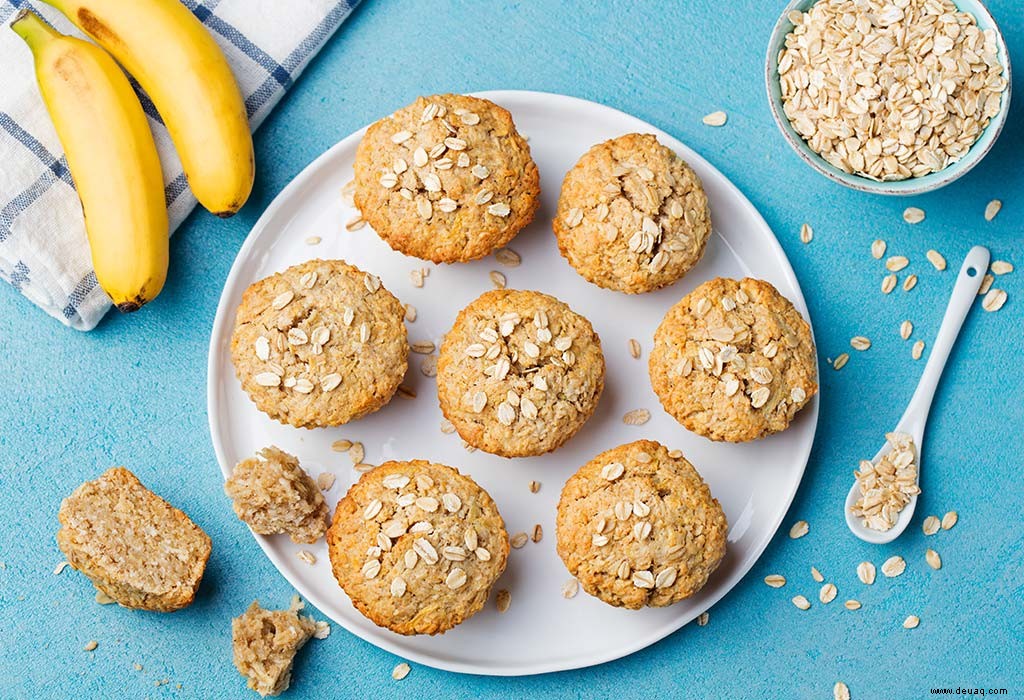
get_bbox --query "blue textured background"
[2,1,1021,697]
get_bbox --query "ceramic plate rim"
[206,89,819,676]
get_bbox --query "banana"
[43,0,255,217]
[11,9,168,312]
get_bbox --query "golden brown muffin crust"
[327,460,509,636]
[648,277,817,442]
[553,133,711,293]
[354,94,540,263]
[230,259,408,429]
[436,289,605,457]
[556,440,728,609]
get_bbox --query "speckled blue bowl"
[765,0,1012,196]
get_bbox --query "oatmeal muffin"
[327,460,509,635]
[437,289,605,457]
[224,446,330,544]
[57,467,211,612]
[556,440,728,609]
[553,133,711,293]
[230,259,408,429]
[649,277,817,442]
[232,598,316,697]
[353,94,540,263]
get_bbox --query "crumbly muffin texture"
[230,259,408,429]
[232,599,316,697]
[57,467,211,612]
[437,289,605,457]
[649,277,817,442]
[553,133,712,293]
[556,440,728,609]
[353,93,540,263]
[224,446,330,544]
[327,460,509,636]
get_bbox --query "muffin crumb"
[225,447,330,544]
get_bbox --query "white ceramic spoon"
[845,245,990,543]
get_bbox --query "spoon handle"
[900,245,990,432]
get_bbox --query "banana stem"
[10,8,60,49]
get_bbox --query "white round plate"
[208,90,818,676]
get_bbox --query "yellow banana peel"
[44,0,255,217]
[11,9,168,312]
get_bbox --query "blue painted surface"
[1,1,1021,697]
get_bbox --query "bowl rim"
[764,0,1013,196]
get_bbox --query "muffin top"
[354,94,540,263]
[327,460,509,635]
[648,277,817,442]
[553,133,711,293]
[230,259,408,429]
[556,440,728,609]
[437,289,605,457]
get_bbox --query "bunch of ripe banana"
[11,1,254,312]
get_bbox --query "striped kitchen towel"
[0,0,360,330]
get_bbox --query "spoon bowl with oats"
[845,246,990,544]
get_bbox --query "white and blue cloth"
[0,0,359,330]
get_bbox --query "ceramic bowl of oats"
[766,0,1011,195]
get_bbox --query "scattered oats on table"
[791,595,811,611]
[900,320,913,340]
[834,681,851,700]
[810,566,824,583]
[991,260,1013,275]
[984,199,1002,221]
[764,574,786,588]
[912,340,925,360]
[941,511,958,530]
[561,578,579,599]
[857,561,876,585]
[903,615,920,629]
[391,663,411,681]
[882,273,897,294]
[903,207,925,224]
[789,520,809,539]
[702,111,727,127]
[882,555,907,578]
[981,289,1007,312]
[799,222,813,244]
[495,588,511,612]
[833,353,849,370]
[697,611,710,626]
[844,599,861,611]
[903,274,918,292]
[886,256,909,272]
[850,336,870,351]
[923,515,940,535]
[819,582,837,604]
[871,240,887,259]
[978,274,994,295]
[926,549,942,570]
[926,250,947,271]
